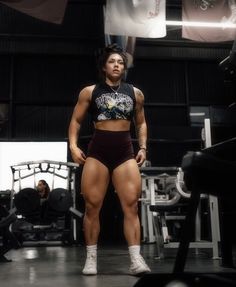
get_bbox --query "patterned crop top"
[89,82,136,122]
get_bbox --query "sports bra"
[89,82,136,122]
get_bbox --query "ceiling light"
[166,20,236,29]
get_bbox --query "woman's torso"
[89,82,136,131]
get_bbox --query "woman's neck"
[105,78,121,87]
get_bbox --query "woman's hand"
[135,148,146,167]
[70,146,86,165]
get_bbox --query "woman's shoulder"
[131,85,141,93]
[81,84,96,94]
[123,82,140,92]
[124,83,143,97]
[78,84,96,99]
[130,86,144,104]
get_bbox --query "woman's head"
[97,43,128,81]
[37,180,50,199]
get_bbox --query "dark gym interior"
[0,1,236,286]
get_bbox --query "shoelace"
[85,255,96,268]
[132,255,148,267]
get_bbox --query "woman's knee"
[85,201,102,218]
[122,200,139,218]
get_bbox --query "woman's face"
[103,53,125,80]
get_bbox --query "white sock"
[128,245,140,259]
[86,244,97,257]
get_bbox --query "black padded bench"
[173,137,236,272]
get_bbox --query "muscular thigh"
[112,159,141,206]
[81,157,110,206]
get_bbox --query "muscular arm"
[68,86,93,164]
[133,87,148,166]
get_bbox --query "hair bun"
[105,43,123,53]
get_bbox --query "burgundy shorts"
[87,129,135,172]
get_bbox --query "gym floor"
[1,242,236,287]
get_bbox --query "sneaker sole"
[129,270,151,277]
[82,271,97,276]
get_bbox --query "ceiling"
[0,0,233,62]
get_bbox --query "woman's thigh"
[81,157,110,206]
[111,159,141,207]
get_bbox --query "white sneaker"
[82,254,97,275]
[129,255,151,276]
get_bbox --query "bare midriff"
[94,119,131,131]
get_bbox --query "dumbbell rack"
[10,160,80,243]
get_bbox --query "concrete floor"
[1,243,236,287]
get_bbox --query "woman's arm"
[68,85,94,164]
[133,87,148,166]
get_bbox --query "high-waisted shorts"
[87,129,135,172]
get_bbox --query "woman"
[36,179,50,223]
[37,179,50,200]
[68,44,150,276]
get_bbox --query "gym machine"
[9,160,82,245]
[135,135,236,287]
[0,205,20,262]
[140,119,221,259]
[140,166,182,245]
[174,135,236,271]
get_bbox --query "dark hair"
[38,179,50,198]
[97,43,128,81]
